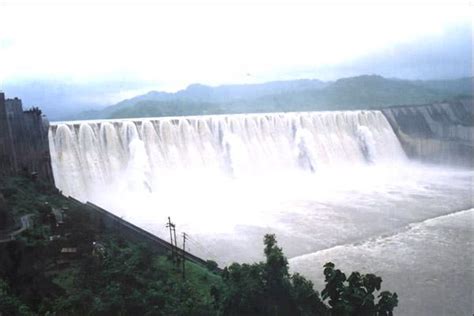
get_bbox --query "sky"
[0,0,472,117]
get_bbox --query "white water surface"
[49,110,473,315]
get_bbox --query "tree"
[218,236,398,316]
[218,234,327,315]
[321,262,398,315]
[290,273,328,316]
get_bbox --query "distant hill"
[69,75,473,120]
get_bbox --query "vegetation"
[0,175,398,315]
[214,234,397,316]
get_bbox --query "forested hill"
[70,75,473,120]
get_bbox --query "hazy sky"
[0,0,472,118]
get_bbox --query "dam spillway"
[48,105,473,315]
[48,110,406,200]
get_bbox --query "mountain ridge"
[68,75,473,121]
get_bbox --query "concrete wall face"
[0,93,53,182]
[382,99,474,168]
[0,93,15,174]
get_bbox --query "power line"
[166,220,218,278]
[186,234,219,260]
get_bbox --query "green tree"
[290,273,328,316]
[219,234,327,316]
[218,236,398,316]
[321,262,398,316]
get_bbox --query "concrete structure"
[382,98,474,168]
[0,92,53,182]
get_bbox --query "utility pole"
[182,232,188,280]
[173,224,178,254]
[166,217,176,261]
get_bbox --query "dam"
[49,100,473,315]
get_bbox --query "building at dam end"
[0,92,53,182]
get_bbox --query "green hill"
[70,75,473,120]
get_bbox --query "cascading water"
[49,109,473,316]
[49,110,405,199]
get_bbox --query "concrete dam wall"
[382,99,474,168]
[0,93,54,182]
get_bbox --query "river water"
[49,110,473,315]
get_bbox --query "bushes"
[44,233,398,315]
[1,231,399,315]
[322,262,398,315]
[50,240,219,316]
[216,234,327,315]
[215,234,398,316]
[0,279,31,316]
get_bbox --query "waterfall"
[49,110,406,200]
[47,108,474,316]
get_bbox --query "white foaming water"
[49,110,406,200]
[49,110,473,315]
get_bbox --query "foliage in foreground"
[214,234,398,316]
[51,242,219,315]
[0,176,398,315]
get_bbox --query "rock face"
[382,99,474,168]
[0,92,53,182]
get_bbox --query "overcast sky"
[0,0,472,117]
